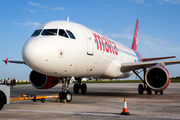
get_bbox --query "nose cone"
[22,37,49,72]
[22,36,74,77]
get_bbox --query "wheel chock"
[56,98,67,103]
[60,99,67,103]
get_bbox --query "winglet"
[131,19,139,51]
[4,58,9,65]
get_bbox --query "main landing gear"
[73,77,87,94]
[133,68,152,95]
[59,77,72,102]
[133,68,163,95]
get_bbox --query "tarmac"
[1,83,180,120]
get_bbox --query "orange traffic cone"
[120,97,130,115]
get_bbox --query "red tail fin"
[131,19,139,51]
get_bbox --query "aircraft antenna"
[67,16,69,21]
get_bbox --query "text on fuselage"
[93,33,118,55]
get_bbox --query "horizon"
[1,0,180,80]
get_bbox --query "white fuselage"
[22,21,139,79]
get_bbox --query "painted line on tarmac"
[4,109,180,120]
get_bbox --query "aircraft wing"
[3,58,25,65]
[121,60,180,72]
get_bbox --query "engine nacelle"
[29,70,59,89]
[145,65,171,91]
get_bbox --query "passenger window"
[66,30,76,39]
[31,29,42,37]
[41,29,57,35]
[59,29,68,38]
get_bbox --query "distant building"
[16,79,29,82]
[82,78,88,81]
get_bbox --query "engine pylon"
[120,97,130,115]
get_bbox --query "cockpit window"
[31,29,42,37]
[59,29,68,38]
[41,29,57,35]
[66,30,76,39]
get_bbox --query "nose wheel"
[59,77,72,103]
[59,91,72,102]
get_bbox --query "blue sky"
[0,0,180,80]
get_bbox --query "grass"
[171,79,180,82]
[14,79,180,85]
[15,82,31,85]
[74,79,180,83]
[73,80,142,83]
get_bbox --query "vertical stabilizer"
[131,19,139,51]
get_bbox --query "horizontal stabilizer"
[141,56,176,62]
[3,58,25,65]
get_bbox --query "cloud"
[23,8,34,13]
[139,34,176,48]
[28,2,48,8]
[93,29,104,34]
[126,0,145,4]
[104,31,179,57]
[13,21,41,29]
[28,2,65,11]
[105,33,133,41]
[126,0,152,6]
[28,2,39,6]
[136,34,180,59]
[51,7,65,10]
[123,26,134,33]
[22,22,41,28]
[93,24,179,58]
[104,26,134,41]
[29,9,34,12]
[156,0,180,4]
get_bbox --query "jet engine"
[145,65,171,91]
[29,70,59,89]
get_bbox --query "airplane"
[3,19,180,102]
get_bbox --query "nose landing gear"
[59,77,72,103]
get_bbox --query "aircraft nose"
[22,38,49,71]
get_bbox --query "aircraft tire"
[138,84,144,94]
[65,92,72,102]
[0,91,6,110]
[73,83,79,93]
[81,83,87,94]
[155,91,158,95]
[146,87,152,95]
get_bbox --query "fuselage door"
[79,25,94,56]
